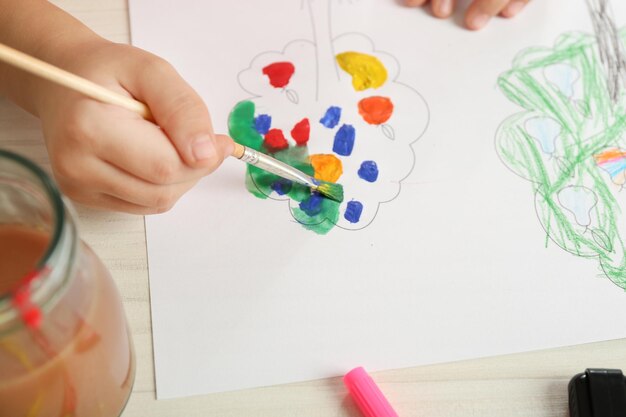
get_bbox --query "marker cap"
[343,367,399,417]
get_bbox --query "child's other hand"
[404,0,528,30]
[36,40,233,214]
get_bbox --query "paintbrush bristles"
[316,181,344,203]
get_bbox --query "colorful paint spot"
[358,97,394,125]
[594,148,626,185]
[262,62,295,88]
[228,100,341,235]
[292,197,340,234]
[271,179,293,196]
[320,106,342,128]
[344,201,364,223]
[310,154,343,183]
[358,161,379,182]
[228,100,263,151]
[291,118,310,146]
[333,124,356,156]
[336,52,387,91]
[299,193,324,216]
[264,129,289,152]
[254,114,272,135]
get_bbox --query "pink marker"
[343,367,399,417]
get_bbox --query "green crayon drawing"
[496,0,626,289]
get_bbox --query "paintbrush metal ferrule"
[238,146,319,189]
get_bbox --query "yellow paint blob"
[310,154,343,183]
[336,52,388,91]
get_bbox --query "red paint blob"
[264,129,289,152]
[358,96,394,125]
[21,306,42,328]
[290,118,310,146]
[262,62,295,88]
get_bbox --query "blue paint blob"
[344,201,363,223]
[271,179,292,195]
[319,106,342,128]
[358,161,379,182]
[299,193,324,216]
[333,124,356,156]
[254,114,272,135]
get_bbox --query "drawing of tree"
[227,0,429,234]
[496,0,626,289]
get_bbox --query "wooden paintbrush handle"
[232,143,246,159]
[0,42,153,119]
[0,42,248,158]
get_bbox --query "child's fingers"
[500,0,528,18]
[89,160,197,211]
[431,0,455,18]
[92,108,215,185]
[58,156,196,213]
[124,56,234,169]
[465,0,511,29]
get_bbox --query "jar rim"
[0,150,65,308]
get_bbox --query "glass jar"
[0,150,135,417]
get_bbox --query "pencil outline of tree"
[228,0,430,233]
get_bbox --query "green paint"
[228,100,340,234]
[228,100,264,151]
[496,30,626,290]
[292,196,341,235]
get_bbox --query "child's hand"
[0,1,233,214]
[405,0,528,30]
[35,40,234,214]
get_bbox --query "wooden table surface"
[1,1,625,416]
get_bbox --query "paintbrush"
[0,42,344,203]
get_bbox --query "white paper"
[129,0,626,399]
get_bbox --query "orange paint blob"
[310,154,343,183]
[358,96,394,125]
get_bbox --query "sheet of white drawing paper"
[129,0,626,398]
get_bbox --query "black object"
[569,368,626,417]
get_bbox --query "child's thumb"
[132,59,234,169]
